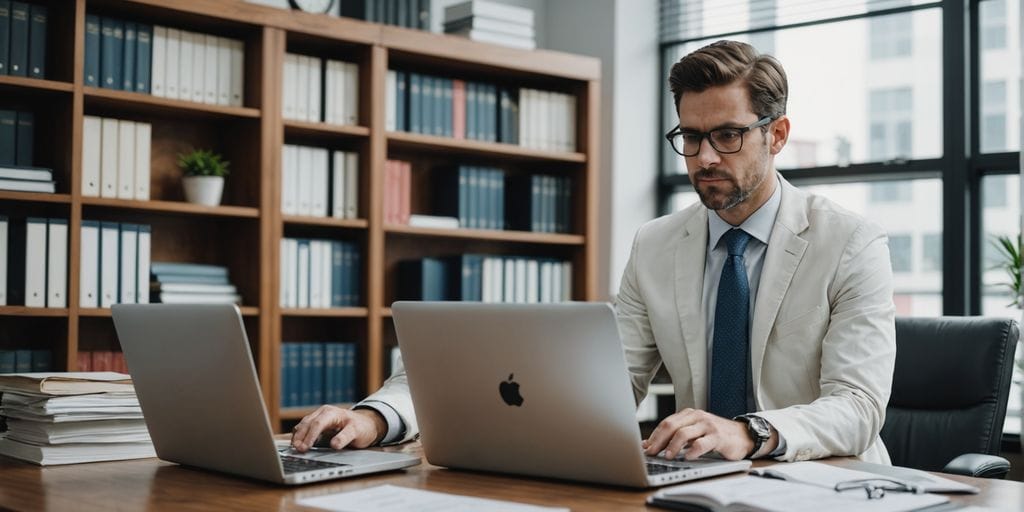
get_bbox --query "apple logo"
[499,373,524,406]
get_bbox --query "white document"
[164,28,180,99]
[203,34,218,105]
[324,60,338,124]
[177,30,193,102]
[311,148,328,217]
[99,222,119,308]
[308,56,322,122]
[0,216,6,305]
[295,55,310,121]
[565,93,577,152]
[119,224,138,304]
[514,258,527,303]
[296,240,309,308]
[281,145,297,215]
[116,120,135,200]
[284,238,297,307]
[134,122,150,200]
[751,461,980,495]
[296,484,568,512]
[343,62,359,125]
[525,259,538,303]
[331,150,345,218]
[283,53,297,120]
[79,221,99,308]
[136,225,150,304]
[46,219,68,308]
[297,146,313,216]
[217,36,231,106]
[151,26,167,97]
[81,116,101,197]
[308,240,322,308]
[190,31,205,103]
[24,218,47,307]
[279,239,289,307]
[319,240,332,309]
[100,117,118,198]
[344,152,358,219]
[229,38,244,107]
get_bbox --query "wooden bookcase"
[0,0,600,432]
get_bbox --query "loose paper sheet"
[296,484,569,512]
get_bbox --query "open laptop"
[111,303,420,485]
[392,301,751,488]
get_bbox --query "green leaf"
[177,148,231,177]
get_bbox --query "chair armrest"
[942,453,1011,479]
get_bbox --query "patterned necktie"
[709,228,751,419]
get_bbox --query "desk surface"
[1,441,1022,511]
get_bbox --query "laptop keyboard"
[280,454,350,474]
[646,461,693,475]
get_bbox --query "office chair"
[881,316,1020,479]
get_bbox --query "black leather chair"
[880,316,1020,479]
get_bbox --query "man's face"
[677,81,774,212]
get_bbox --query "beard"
[693,141,771,211]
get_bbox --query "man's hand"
[642,408,774,460]
[290,406,387,452]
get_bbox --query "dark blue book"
[343,343,356,402]
[280,344,290,407]
[397,257,449,300]
[442,78,453,137]
[559,176,571,233]
[8,2,27,76]
[323,343,336,404]
[396,0,409,28]
[31,349,51,371]
[421,75,433,135]
[331,241,343,307]
[122,22,136,91]
[499,87,517,144]
[83,14,100,86]
[466,167,479,229]
[27,4,45,78]
[0,1,10,75]
[432,76,444,136]
[486,84,498,142]
[0,109,15,165]
[14,349,31,372]
[287,343,300,407]
[0,350,14,373]
[15,110,32,166]
[416,0,430,30]
[299,342,313,406]
[466,82,477,140]
[311,342,324,405]
[350,242,361,305]
[384,0,396,25]
[395,70,407,131]
[100,17,123,89]
[134,24,152,93]
[151,262,229,277]
[409,73,421,133]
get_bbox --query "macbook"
[391,301,751,488]
[111,303,420,485]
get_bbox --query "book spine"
[99,117,118,198]
[0,1,10,76]
[135,24,151,93]
[189,30,204,103]
[24,217,46,307]
[134,122,150,200]
[27,4,44,78]
[0,110,12,165]
[202,34,217,104]
[151,26,165,97]
[116,120,135,199]
[14,349,31,372]
[79,220,99,308]
[122,22,135,91]
[8,2,26,76]
[14,110,31,166]
[99,17,117,88]
[0,216,5,306]
[177,30,192,101]
[229,38,243,107]
[46,218,67,308]
[164,28,179,98]
[409,73,421,133]
[84,14,100,86]
[136,224,150,304]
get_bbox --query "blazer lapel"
[750,179,808,401]
[674,208,709,409]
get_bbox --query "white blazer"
[616,177,896,464]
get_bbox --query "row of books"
[507,173,573,233]
[519,88,577,152]
[0,349,51,373]
[280,238,362,308]
[281,145,359,219]
[0,373,155,466]
[0,2,47,78]
[397,254,573,303]
[84,15,152,92]
[81,116,152,200]
[386,71,518,144]
[442,0,536,50]
[281,342,358,408]
[1,217,66,307]
[150,262,240,305]
[339,0,431,30]
[282,54,359,125]
[0,110,31,167]
[79,221,152,308]
[76,350,128,373]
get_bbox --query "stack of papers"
[0,372,156,465]
[443,0,536,50]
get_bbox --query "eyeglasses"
[664,116,775,157]
[834,478,917,500]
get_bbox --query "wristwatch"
[734,414,771,459]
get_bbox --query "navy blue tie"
[709,228,751,419]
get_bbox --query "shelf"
[84,87,261,120]
[385,224,586,245]
[381,308,392,317]
[281,307,368,318]
[0,75,74,94]
[0,306,69,317]
[279,404,354,421]
[284,120,370,139]
[81,197,260,219]
[387,131,587,163]
[79,306,260,317]
[282,215,368,229]
[0,191,72,204]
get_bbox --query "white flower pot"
[182,176,225,206]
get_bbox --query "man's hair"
[669,40,788,119]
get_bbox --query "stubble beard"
[694,140,771,212]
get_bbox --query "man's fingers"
[663,423,705,459]
[330,423,360,450]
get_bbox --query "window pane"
[981,173,1021,436]
[980,0,1021,153]
[662,8,943,174]
[800,178,943,317]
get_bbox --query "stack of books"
[150,262,241,304]
[443,0,536,50]
[0,109,55,194]
[0,372,155,465]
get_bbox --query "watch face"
[290,0,335,14]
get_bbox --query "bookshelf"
[1,0,600,432]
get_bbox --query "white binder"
[82,116,102,197]
[79,220,100,308]
[100,118,119,198]
[151,26,167,97]
[46,218,68,308]
[119,224,138,304]
[24,218,47,308]
[99,222,120,308]
[117,120,135,200]
[134,122,151,200]
[136,225,151,304]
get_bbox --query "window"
[921,234,942,271]
[981,0,1007,50]
[981,81,1008,154]
[869,12,912,59]
[869,88,914,161]
[869,181,913,203]
[979,1,1020,153]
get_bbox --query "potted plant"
[992,233,1022,451]
[178,149,230,206]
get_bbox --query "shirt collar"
[707,177,782,250]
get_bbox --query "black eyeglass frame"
[664,116,777,157]
[833,478,918,500]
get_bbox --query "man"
[624,40,895,463]
[293,40,896,465]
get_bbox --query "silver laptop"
[392,301,751,488]
[111,303,420,485]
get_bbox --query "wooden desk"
[1,442,1022,511]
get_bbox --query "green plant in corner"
[177,148,231,177]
